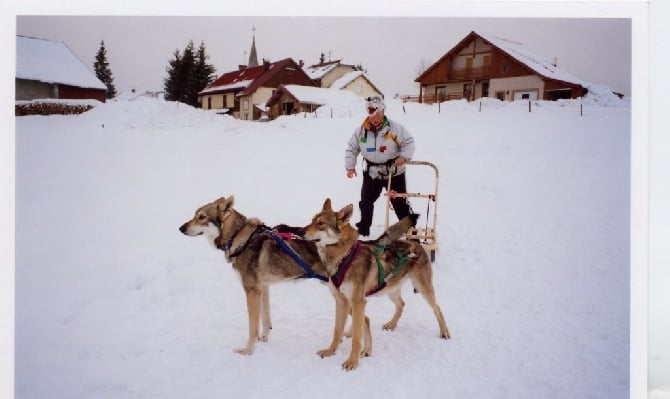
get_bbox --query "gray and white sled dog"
[304,198,450,371]
[178,196,413,356]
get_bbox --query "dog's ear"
[216,196,235,219]
[322,198,332,212]
[337,204,354,224]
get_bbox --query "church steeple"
[248,26,259,67]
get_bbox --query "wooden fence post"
[528,100,531,112]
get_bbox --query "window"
[243,100,249,110]
[513,90,538,101]
[482,82,489,97]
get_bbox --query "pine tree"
[93,40,117,99]
[164,49,184,102]
[193,41,216,105]
[163,40,216,107]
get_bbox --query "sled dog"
[304,198,450,371]
[179,196,328,355]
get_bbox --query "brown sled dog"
[179,196,328,355]
[179,196,412,356]
[304,198,450,371]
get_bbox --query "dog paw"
[382,322,397,331]
[342,358,359,371]
[440,332,451,339]
[259,333,270,342]
[317,348,336,358]
[235,346,254,355]
[360,349,372,357]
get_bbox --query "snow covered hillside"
[15,95,634,399]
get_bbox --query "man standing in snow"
[345,95,416,236]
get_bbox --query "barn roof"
[16,35,107,91]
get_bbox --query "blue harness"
[264,228,329,282]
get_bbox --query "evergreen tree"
[193,41,216,104]
[164,49,184,102]
[93,40,117,99]
[163,40,216,107]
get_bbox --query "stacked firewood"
[15,102,94,116]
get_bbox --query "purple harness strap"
[330,241,362,289]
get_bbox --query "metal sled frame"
[384,160,439,262]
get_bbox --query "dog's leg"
[412,274,451,339]
[383,289,405,331]
[317,291,348,359]
[236,288,262,355]
[343,306,353,338]
[259,285,272,342]
[342,296,367,371]
[361,314,372,357]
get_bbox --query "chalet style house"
[198,58,316,120]
[16,36,107,102]
[198,32,318,120]
[304,57,382,98]
[415,31,588,103]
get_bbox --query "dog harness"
[220,226,329,282]
[330,241,363,288]
[264,228,329,282]
[331,241,410,296]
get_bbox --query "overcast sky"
[14,12,634,97]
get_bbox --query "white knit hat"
[365,95,385,115]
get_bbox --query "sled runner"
[384,160,440,262]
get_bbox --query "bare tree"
[414,57,433,77]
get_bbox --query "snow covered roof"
[270,84,361,107]
[329,71,383,95]
[200,80,253,95]
[330,71,364,90]
[16,35,107,91]
[199,58,311,97]
[476,32,585,87]
[303,61,340,80]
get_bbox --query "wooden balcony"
[450,65,492,80]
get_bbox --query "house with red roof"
[415,31,590,103]
[198,58,316,121]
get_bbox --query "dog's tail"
[373,214,419,246]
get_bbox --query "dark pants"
[357,172,413,236]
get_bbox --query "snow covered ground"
[14,95,639,398]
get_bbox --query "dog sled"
[384,160,440,262]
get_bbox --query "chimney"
[263,59,270,71]
[299,59,304,68]
[552,57,558,67]
[239,65,247,70]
